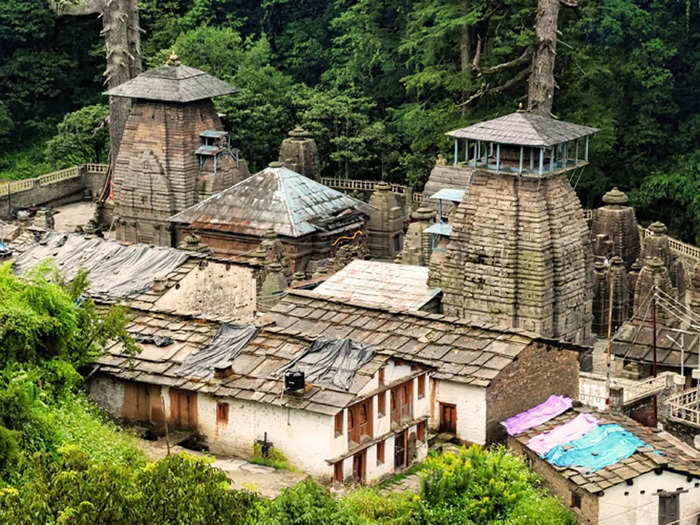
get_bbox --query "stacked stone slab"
[432,111,598,344]
[424,163,475,217]
[435,170,593,342]
[691,264,700,317]
[633,257,675,327]
[397,207,436,266]
[279,126,320,180]
[642,221,686,302]
[367,182,405,259]
[107,56,247,246]
[590,187,640,267]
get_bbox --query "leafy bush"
[261,478,339,525]
[0,426,19,478]
[44,104,109,169]
[419,445,575,525]
[336,488,418,524]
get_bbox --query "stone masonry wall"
[486,342,579,443]
[435,169,592,344]
[0,167,107,219]
[114,100,223,246]
[508,436,599,524]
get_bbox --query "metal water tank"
[285,370,305,392]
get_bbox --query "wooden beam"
[519,146,524,173]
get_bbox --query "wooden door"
[352,450,366,484]
[169,388,198,429]
[439,402,457,434]
[394,430,406,469]
[122,382,150,422]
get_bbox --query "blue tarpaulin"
[544,424,654,472]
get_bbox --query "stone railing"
[666,388,700,428]
[0,163,108,198]
[638,225,700,262]
[579,371,676,410]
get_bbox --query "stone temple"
[429,111,598,344]
[106,55,249,245]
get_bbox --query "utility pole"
[652,286,658,426]
[605,271,614,411]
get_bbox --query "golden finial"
[166,53,181,66]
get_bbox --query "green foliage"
[0,426,19,478]
[336,489,418,524]
[0,139,52,181]
[261,478,339,525]
[0,262,137,367]
[251,442,297,471]
[418,445,575,525]
[44,104,109,169]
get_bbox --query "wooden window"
[571,492,581,509]
[376,440,385,465]
[378,391,386,417]
[658,492,680,525]
[334,462,343,484]
[417,374,425,398]
[417,421,425,442]
[378,367,384,386]
[348,399,373,445]
[216,402,229,425]
[335,411,343,437]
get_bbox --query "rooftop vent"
[284,370,305,392]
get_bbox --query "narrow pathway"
[137,433,306,498]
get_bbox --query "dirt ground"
[137,431,306,498]
[52,201,116,240]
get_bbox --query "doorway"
[439,402,457,434]
[352,450,366,484]
[394,430,406,469]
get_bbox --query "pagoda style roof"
[104,58,238,103]
[446,111,598,147]
[170,163,372,238]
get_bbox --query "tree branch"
[559,0,579,6]
[458,67,530,107]
[475,47,533,76]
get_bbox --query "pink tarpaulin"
[526,413,600,456]
[503,395,573,436]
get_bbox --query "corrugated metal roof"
[446,111,598,147]
[313,260,442,311]
[424,223,452,237]
[170,165,372,238]
[430,188,465,202]
[104,62,238,103]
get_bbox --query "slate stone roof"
[611,320,699,370]
[263,290,580,386]
[313,260,441,311]
[169,164,372,238]
[446,112,598,147]
[104,63,238,103]
[96,311,397,415]
[511,408,700,494]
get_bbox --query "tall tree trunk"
[459,0,471,115]
[528,0,559,116]
[52,0,142,168]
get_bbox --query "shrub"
[337,488,419,524]
[261,478,339,525]
[0,426,19,478]
[419,445,575,524]
[251,442,297,471]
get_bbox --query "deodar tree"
[50,0,142,169]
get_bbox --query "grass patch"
[250,442,298,471]
[45,393,146,467]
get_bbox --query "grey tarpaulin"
[179,324,259,379]
[12,232,191,300]
[275,339,375,391]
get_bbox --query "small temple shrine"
[429,110,598,344]
[106,54,249,246]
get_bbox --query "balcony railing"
[666,388,700,429]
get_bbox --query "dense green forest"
[0,0,698,242]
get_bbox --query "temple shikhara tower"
[106,55,249,245]
[431,111,598,344]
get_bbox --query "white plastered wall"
[598,470,700,525]
[197,392,335,479]
[432,379,487,444]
